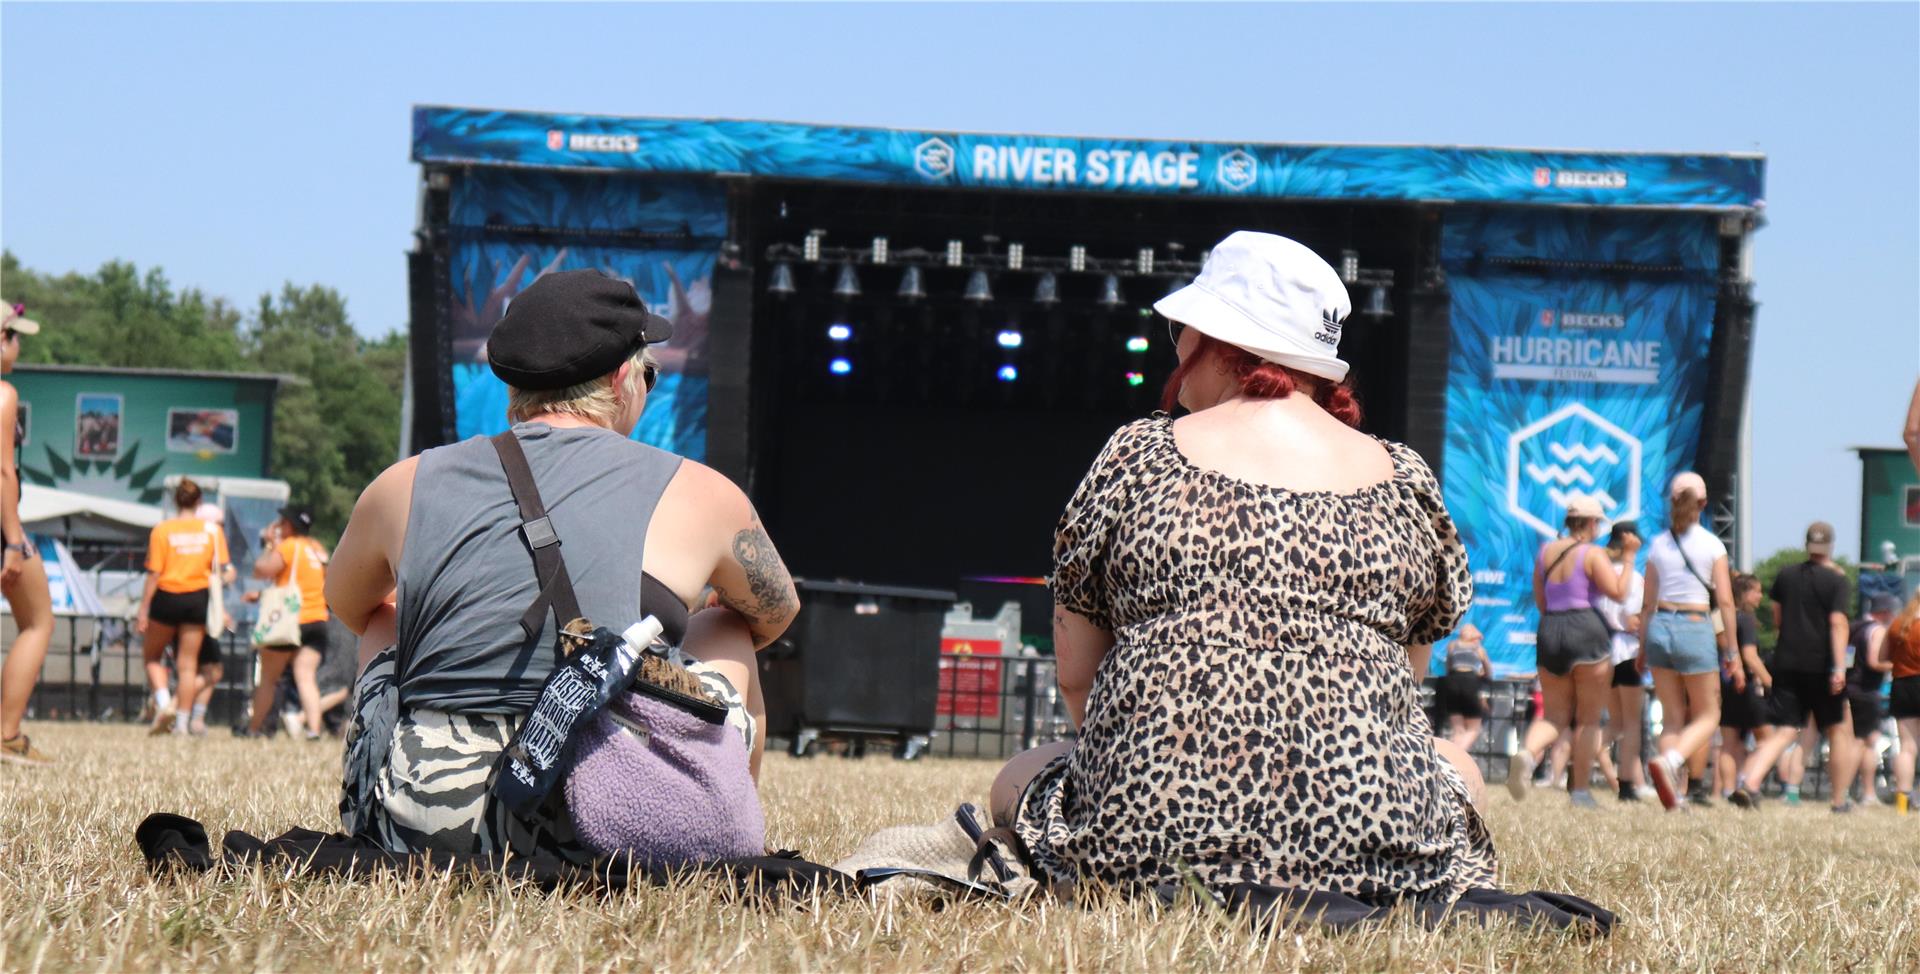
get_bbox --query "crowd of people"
[0,241,1916,917]
[1434,500,1920,813]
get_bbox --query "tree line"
[2,251,403,542]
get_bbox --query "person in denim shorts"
[1635,472,1738,810]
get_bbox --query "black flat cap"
[488,270,673,390]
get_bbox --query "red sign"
[938,638,1004,719]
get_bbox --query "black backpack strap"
[490,431,583,642]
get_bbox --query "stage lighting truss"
[761,240,1212,304]
[764,240,1398,326]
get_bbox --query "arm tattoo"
[723,521,796,623]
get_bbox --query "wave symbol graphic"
[1549,443,1620,464]
[1525,463,1595,487]
[1549,487,1619,511]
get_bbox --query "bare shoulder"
[0,381,15,409]
[662,458,753,523]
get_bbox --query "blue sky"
[3,3,1916,561]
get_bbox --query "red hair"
[1161,333,1363,427]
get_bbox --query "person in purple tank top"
[1508,496,1628,807]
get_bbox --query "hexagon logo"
[914,138,955,180]
[1217,149,1258,192]
[1506,402,1642,539]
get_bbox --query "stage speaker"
[758,580,955,740]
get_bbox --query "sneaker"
[1617,783,1642,802]
[1728,788,1758,809]
[188,717,208,736]
[231,726,269,739]
[148,707,177,737]
[1784,789,1802,806]
[1570,790,1600,809]
[1507,752,1536,802]
[1646,754,1682,811]
[280,710,304,738]
[1831,802,1856,815]
[1688,783,1714,807]
[0,734,52,767]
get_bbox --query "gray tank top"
[1446,644,1481,674]
[395,422,682,713]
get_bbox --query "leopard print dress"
[1014,416,1496,900]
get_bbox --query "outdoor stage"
[406,107,1765,677]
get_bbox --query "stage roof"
[414,105,1765,212]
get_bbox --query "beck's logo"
[1533,168,1552,188]
[1539,310,1555,327]
[547,130,565,151]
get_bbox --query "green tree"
[245,284,402,540]
[2,252,247,370]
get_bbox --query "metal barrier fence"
[11,614,357,733]
[922,659,1857,798]
[931,653,1072,759]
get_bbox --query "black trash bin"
[758,579,954,758]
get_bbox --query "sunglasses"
[1167,318,1185,348]
[641,362,658,393]
[1,329,17,344]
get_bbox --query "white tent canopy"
[20,484,164,545]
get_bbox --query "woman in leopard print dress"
[991,232,1496,902]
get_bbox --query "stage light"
[1136,248,1154,275]
[1125,336,1150,353]
[871,236,889,264]
[1339,250,1359,285]
[946,240,964,267]
[964,270,993,303]
[1125,371,1146,387]
[898,266,926,301]
[1007,243,1025,271]
[833,263,861,299]
[997,364,1019,382]
[1364,283,1392,318]
[804,230,825,262]
[997,329,1023,349]
[767,262,796,295]
[1069,245,1087,272]
[1033,272,1059,305]
[827,324,853,342]
[829,357,853,375]
[1098,275,1122,307]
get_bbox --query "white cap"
[1153,231,1352,382]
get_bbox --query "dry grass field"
[2,722,1917,973]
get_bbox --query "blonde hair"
[506,346,655,426]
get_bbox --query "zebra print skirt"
[339,644,753,864]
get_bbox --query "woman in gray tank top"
[326,271,800,864]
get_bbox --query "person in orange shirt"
[243,505,330,739]
[1886,593,1920,806]
[138,479,230,735]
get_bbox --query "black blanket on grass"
[135,813,1614,936]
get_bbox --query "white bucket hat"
[1153,231,1351,382]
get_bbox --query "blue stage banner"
[415,106,1765,211]
[1436,210,1721,678]
[447,172,723,460]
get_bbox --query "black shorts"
[198,638,224,671]
[1720,677,1764,731]
[1434,672,1486,719]
[1612,658,1642,688]
[1892,676,1920,720]
[1766,670,1848,731]
[1848,691,1883,738]
[149,589,210,628]
[263,621,331,655]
